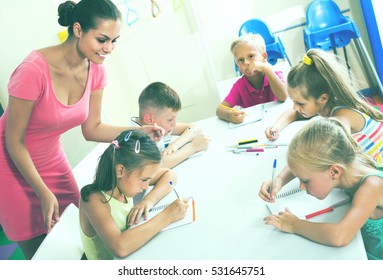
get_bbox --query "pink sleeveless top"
[0,51,106,241]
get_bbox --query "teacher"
[0,0,163,259]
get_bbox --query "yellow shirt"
[81,191,133,260]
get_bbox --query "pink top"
[224,71,285,108]
[0,50,106,241]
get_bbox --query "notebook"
[130,186,196,231]
[266,188,350,219]
[228,103,264,129]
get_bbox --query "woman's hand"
[40,190,60,232]
[140,124,165,142]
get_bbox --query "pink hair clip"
[111,140,120,150]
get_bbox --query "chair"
[235,18,292,75]
[32,203,84,260]
[303,0,383,97]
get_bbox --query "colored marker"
[305,198,350,219]
[238,138,258,145]
[232,147,264,153]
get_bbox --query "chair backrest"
[236,18,288,71]
[304,0,360,51]
[32,203,84,260]
[306,0,347,31]
[239,19,275,46]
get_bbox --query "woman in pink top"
[0,0,162,259]
[216,33,288,124]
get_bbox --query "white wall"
[0,0,374,167]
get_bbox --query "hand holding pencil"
[218,103,246,124]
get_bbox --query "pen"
[170,181,179,198]
[270,159,277,201]
[305,198,350,219]
[238,138,258,145]
[188,126,199,136]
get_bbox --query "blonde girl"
[260,49,383,203]
[264,117,383,259]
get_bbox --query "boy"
[131,82,210,168]
[216,33,288,124]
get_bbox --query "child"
[260,49,383,201]
[216,33,288,124]
[263,117,383,260]
[131,82,210,168]
[79,130,189,259]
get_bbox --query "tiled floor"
[0,226,25,260]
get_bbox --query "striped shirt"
[332,106,383,166]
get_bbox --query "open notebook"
[131,186,195,231]
[228,103,264,129]
[266,188,350,220]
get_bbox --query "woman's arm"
[81,90,164,142]
[5,96,59,231]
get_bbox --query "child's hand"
[259,177,283,202]
[229,110,246,124]
[245,61,265,76]
[263,208,299,233]
[190,134,210,152]
[163,198,189,223]
[127,200,154,227]
[162,143,179,155]
[265,126,279,141]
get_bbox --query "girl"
[264,117,383,260]
[79,130,189,259]
[260,49,383,202]
[216,33,288,124]
[0,0,162,259]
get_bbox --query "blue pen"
[170,181,179,198]
[270,159,277,201]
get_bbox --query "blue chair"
[235,18,291,75]
[303,0,383,97]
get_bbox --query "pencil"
[219,104,239,112]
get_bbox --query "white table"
[72,100,367,260]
